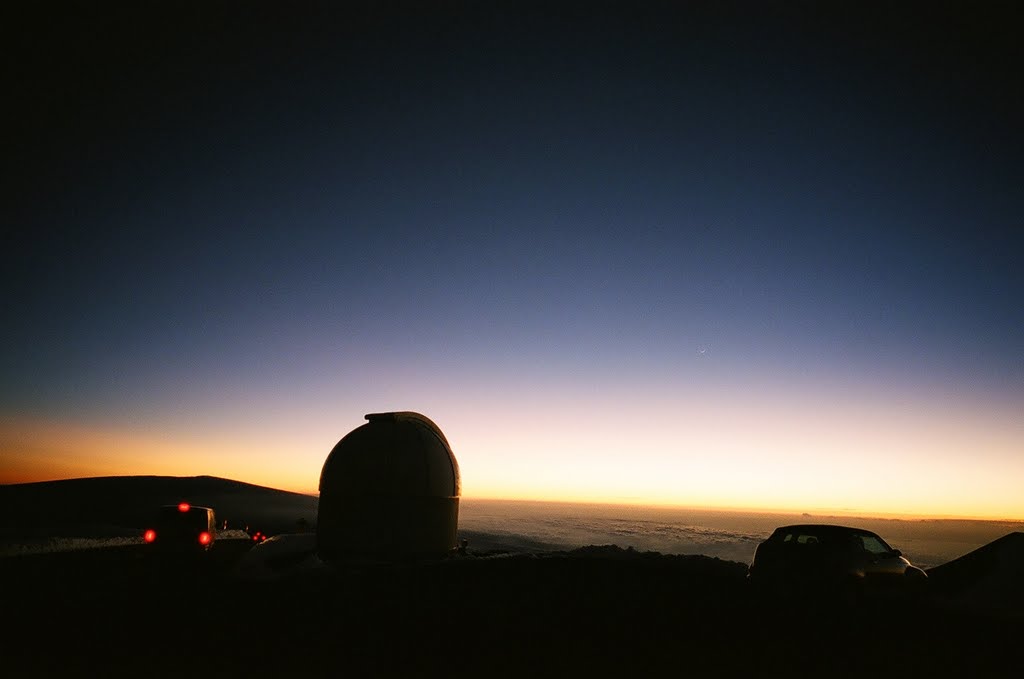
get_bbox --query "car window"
[777,531,825,545]
[859,535,891,555]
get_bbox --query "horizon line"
[6,473,1023,524]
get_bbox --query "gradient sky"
[4,3,1022,519]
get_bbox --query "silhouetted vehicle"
[247,528,268,543]
[143,503,217,552]
[748,524,927,601]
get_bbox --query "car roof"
[773,524,879,536]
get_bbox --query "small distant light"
[253,535,259,541]
[199,532,212,545]
[178,502,190,513]
[144,529,156,543]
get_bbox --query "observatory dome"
[317,411,461,563]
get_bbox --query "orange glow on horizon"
[0,416,321,495]
[459,489,1024,522]
[3,386,1023,525]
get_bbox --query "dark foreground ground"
[3,541,1020,678]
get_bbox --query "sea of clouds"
[457,499,1024,568]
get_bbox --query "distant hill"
[0,475,318,540]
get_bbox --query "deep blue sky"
[4,3,1023,513]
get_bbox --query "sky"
[4,2,1023,519]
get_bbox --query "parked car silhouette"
[748,524,927,600]
[143,503,217,552]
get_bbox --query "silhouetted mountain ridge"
[927,531,1024,616]
[0,475,318,539]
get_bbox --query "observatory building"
[317,411,461,563]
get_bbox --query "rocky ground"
[3,540,1021,678]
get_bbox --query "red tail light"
[198,532,212,545]
[178,502,190,512]
[144,529,157,543]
